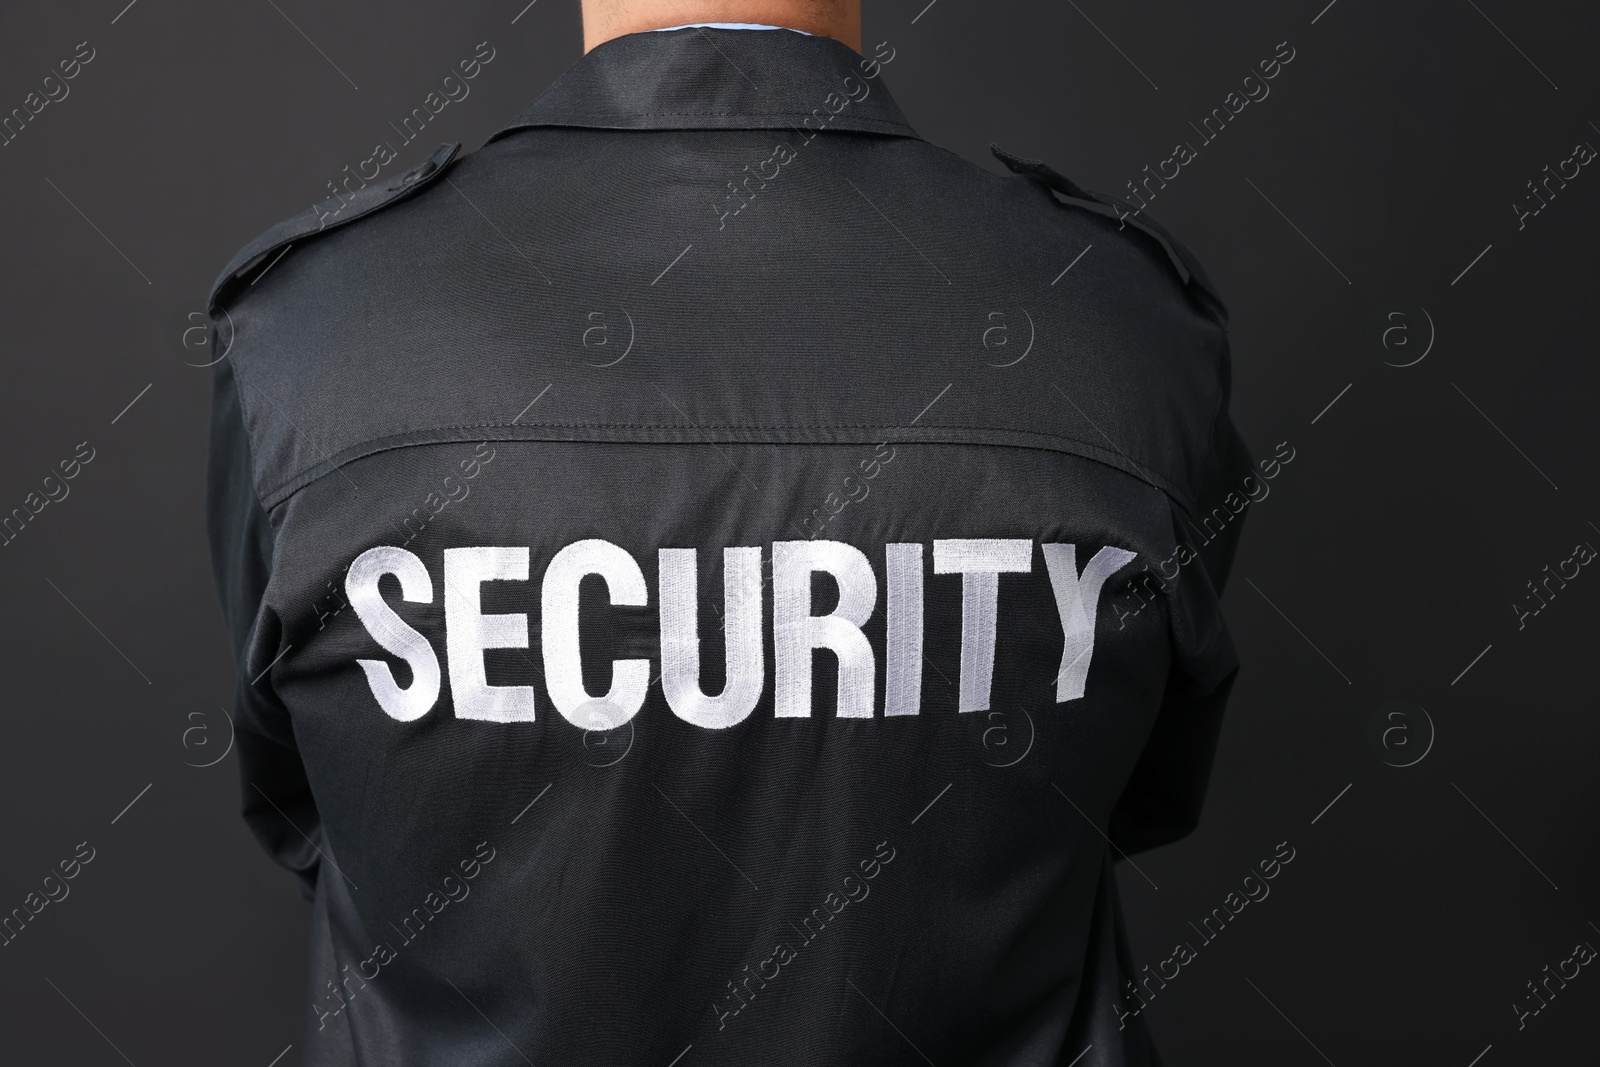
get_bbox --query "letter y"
[1043,543,1137,702]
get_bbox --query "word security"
[345,538,1137,728]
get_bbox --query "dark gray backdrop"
[1,0,1595,1063]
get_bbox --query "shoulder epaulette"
[991,143,1228,326]
[207,142,462,314]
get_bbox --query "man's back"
[207,26,1249,1066]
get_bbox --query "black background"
[1,1,1596,1063]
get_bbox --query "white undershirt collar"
[650,22,812,34]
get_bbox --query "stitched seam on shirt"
[260,424,1193,515]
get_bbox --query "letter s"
[346,546,442,721]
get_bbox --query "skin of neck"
[580,0,862,52]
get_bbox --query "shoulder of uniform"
[207,142,462,314]
[990,143,1228,327]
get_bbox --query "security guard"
[206,3,1251,1064]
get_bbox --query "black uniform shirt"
[206,25,1251,1067]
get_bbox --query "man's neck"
[580,1,861,53]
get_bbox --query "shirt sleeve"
[1107,335,1252,857]
[206,349,323,901]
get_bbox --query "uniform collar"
[488,27,918,141]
